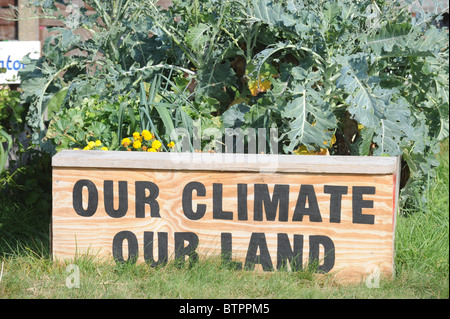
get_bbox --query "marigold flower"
[133,132,140,140]
[84,146,91,150]
[148,147,157,152]
[73,148,79,150]
[133,140,142,149]
[142,130,153,141]
[101,147,108,151]
[88,141,95,148]
[122,137,131,147]
[152,140,162,149]
[95,140,102,147]
[167,141,175,148]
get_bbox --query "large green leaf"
[154,103,176,139]
[358,126,375,156]
[335,54,388,128]
[248,0,284,27]
[185,23,211,53]
[282,86,336,153]
[222,103,251,128]
[364,22,413,56]
[250,41,295,80]
[372,98,413,156]
[46,87,69,120]
[196,61,236,106]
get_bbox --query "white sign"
[0,41,41,84]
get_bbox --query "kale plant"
[19,0,449,204]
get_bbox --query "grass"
[0,142,448,299]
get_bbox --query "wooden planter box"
[52,150,401,284]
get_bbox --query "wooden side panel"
[52,165,397,284]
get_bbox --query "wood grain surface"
[52,150,399,174]
[52,153,400,284]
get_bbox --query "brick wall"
[0,0,16,40]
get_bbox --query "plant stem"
[123,64,196,77]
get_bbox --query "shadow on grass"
[0,192,51,259]
[0,149,52,258]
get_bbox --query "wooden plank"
[52,150,399,175]
[17,0,39,41]
[52,151,400,284]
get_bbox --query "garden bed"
[52,150,401,284]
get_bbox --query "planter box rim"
[52,150,400,175]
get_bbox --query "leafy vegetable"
[20,0,449,205]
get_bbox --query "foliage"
[0,88,23,135]
[0,128,12,173]
[1,88,51,206]
[1,88,24,172]
[46,95,140,151]
[19,0,449,203]
[0,147,52,210]
[395,139,449,283]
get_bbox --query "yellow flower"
[152,140,162,149]
[95,140,102,147]
[133,132,141,140]
[133,140,142,149]
[73,148,79,150]
[122,137,131,147]
[142,130,153,141]
[88,141,95,148]
[167,141,175,148]
[147,147,157,152]
[248,77,272,96]
[101,147,108,151]
[84,145,91,150]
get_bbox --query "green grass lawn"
[0,143,448,299]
